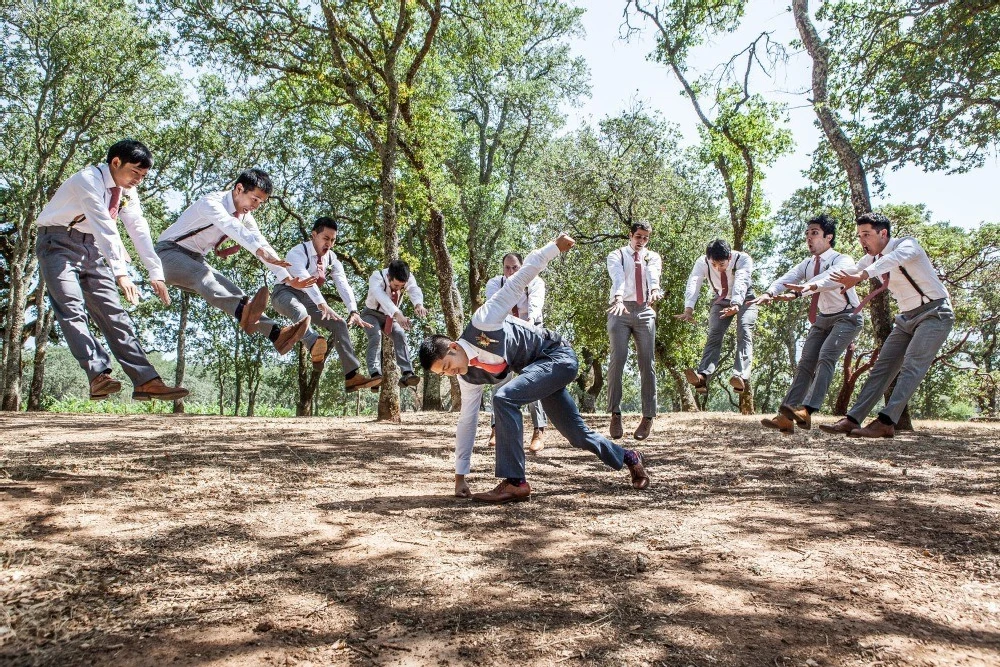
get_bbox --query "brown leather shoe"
[847,419,895,439]
[345,373,379,393]
[488,427,496,448]
[626,451,650,490]
[610,413,624,439]
[472,480,531,503]
[780,404,811,429]
[274,316,311,355]
[132,377,189,402]
[633,417,653,440]
[729,375,746,393]
[761,413,795,434]
[684,368,707,389]
[398,372,420,388]
[818,417,859,435]
[89,373,122,400]
[369,374,382,392]
[239,286,269,334]
[310,337,328,366]
[528,428,545,453]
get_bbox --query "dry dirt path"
[1,412,998,666]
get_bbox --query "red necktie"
[714,268,729,305]
[108,187,123,220]
[634,251,645,306]
[383,289,401,334]
[852,254,889,314]
[808,255,821,324]
[214,210,241,258]
[470,356,508,375]
[315,252,326,286]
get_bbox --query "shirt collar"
[818,248,836,261]
[97,163,118,191]
[223,190,238,218]
[626,244,647,258]
[456,339,479,366]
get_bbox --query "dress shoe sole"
[818,424,855,435]
[471,495,530,504]
[89,393,115,401]
[133,389,190,402]
[347,377,382,393]
[846,430,894,439]
[761,418,794,434]
[729,377,746,393]
[399,376,420,388]
[310,338,328,364]
[240,287,269,334]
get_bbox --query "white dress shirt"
[857,237,949,312]
[766,248,860,314]
[484,274,545,324]
[607,245,662,303]
[36,163,163,281]
[364,268,423,317]
[684,251,754,308]
[453,242,559,475]
[158,190,291,282]
[284,241,358,311]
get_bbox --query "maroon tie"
[470,356,508,375]
[853,254,889,314]
[315,252,326,286]
[808,255,821,324]
[108,187,123,220]
[714,268,729,305]
[383,289,401,334]
[214,210,241,258]
[634,251,645,306]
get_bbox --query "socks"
[268,325,280,343]
[623,449,639,466]
[234,297,247,322]
[505,477,526,486]
[345,369,358,380]
[877,412,895,426]
[805,406,817,415]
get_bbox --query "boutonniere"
[119,195,130,211]
[476,332,498,347]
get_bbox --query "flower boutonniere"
[476,332,498,347]
[119,194,131,211]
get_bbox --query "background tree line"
[1,0,998,421]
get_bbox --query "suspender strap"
[66,214,86,229]
[376,273,388,313]
[705,256,718,295]
[302,242,311,270]
[172,224,215,243]
[898,265,931,304]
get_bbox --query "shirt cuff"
[538,241,560,261]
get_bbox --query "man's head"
[855,212,891,256]
[502,252,523,278]
[106,139,153,189]
[387,259,410,291]
[805,213,836,256]
[311,217,338,256]
[420,334,469,376]
[629,221,652,251]
[706,238,732,272]
[232,168,272,217]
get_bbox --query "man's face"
[856,223,889,256]
[430,343,469,376]
[388,278,407,292]
[232,184,269,217]
[630,228,651,251]
[502,255,522,278]
[108,158,149,189]
[805,223,833,256]
[312,228,337,256]
[709,257,731,273]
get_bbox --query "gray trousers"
[270,284,361,375]
[155,241,277,336]
[784,310,862,410]
[489,371,547,429]
[359,307,413,375]
[606,302,657,418]
[848,299,954,425]
[698,299,759,380]
[36,227,159,386]
[494,345,625,480]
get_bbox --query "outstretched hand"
[151,280,171,306]
[286,276,317,290]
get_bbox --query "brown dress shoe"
[528,428,545,453]
[761,413,795,434]
[274,316,311,354]
[132,377,189,402]
[488,427,496,448]
[239,287,269,334]
[89,373,122,400]
[684,368,706,389]
[398,372,420,388]
[345,373,379,393]
[369,374,382,392]
[729,376,746,393]
[818,417,859,435]
[610,413,624,439]
[310,337,328,366]
[626,451,650,490]
[780,404,811,429]
[472,480,531,503]
[633,417,653,440]
[847,419,895,439]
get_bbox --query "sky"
[564,1,998,230]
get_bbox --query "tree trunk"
[423,369,443,411]
[27,295,55,413]
[667,365,698,412]
[174,293,189,414]
[296,344,323,416]
[574,348,605,413]
[1,258,30,411]
[376,105,402,423]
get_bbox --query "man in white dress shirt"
[606,222,663,440]
[360,260,427,388]
[419,233,649,503]
[35,139,188,402]
[483,251,548,452]
[677,239,759,395]
[269,217,381,392]
[820,212,954,438]
[155,168,314,355]
[755,214,863,433]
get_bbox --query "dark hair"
[312,216,339,234]
[630,221,652,235]
[387,259,410,283]
[856,212,891,236]
[107,139,153,169]
[807,213,837,247]
[235,168,273,196]
[502,252,523,265]
[706,238,732,261]
[419,334,453,371]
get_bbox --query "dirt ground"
[0,411,998,667]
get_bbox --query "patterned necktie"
[315,252,326,286]
[383,289,401,334]
[470,356,508,375]
[808,255,822,324]
[853,254,889,314]
[634,251,645,306]
[214,210,241,258]
[108,187,123,220]
[714,267,729,305]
